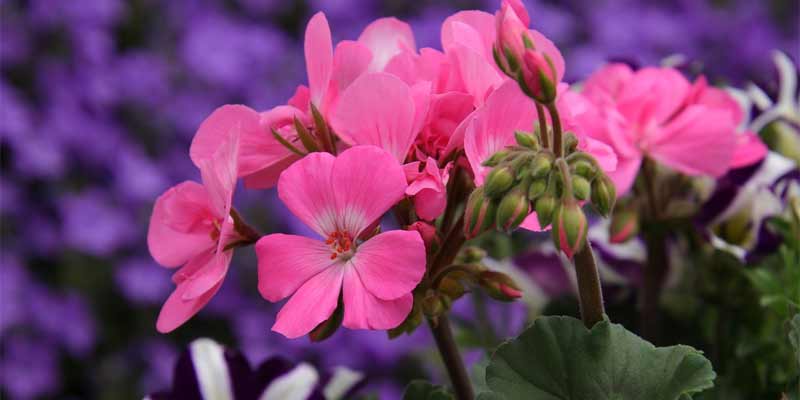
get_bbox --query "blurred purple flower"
[116,257,173,305]
[0,335,60,400]
[60,190,137,256]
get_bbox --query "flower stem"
[573,242,605,328]
[535,102,550,149]
[545,102,563,158]
[639,157,667,343]
[427,315,475,400]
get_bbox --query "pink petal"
[331,146,408,236]
[272,266,344,339]
[411,81,433,137]
[730,131,768,168]
[242,155,301,190]
[349,230,425,300]
[288,85,311,110]
[617,67,690,127]
[358,17,416,72]
[519,213,546,231]
[342,267,413,330]
[277,151,338,237]
[189,105,260,170]
[647,105,737,177]
[464,81,538,185]
[305,12,333,107]
[504,0,530,27]
[577,136,617,174]
[181,233,234,301]
[256,233,337,302]
[330,73,418,162]
[413,189,447,221]
[606,156,642,196]
[156,278,223,333]
[236,105,305,178]
[148,181,216,268]
[198,128,239,217]
[441,10,495,57]
[447,44,503,107]
[332,40,373,94]
[583,63,634,103]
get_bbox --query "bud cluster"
[465,129,617,258]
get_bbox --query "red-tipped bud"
[464,187,498,239]
[496,187,530,232]
[609,209,639,244]
[519,49,558,103]
[479,271,523,302]
[408,221,440,252]
[494,2,530,76]
[551,201,588,259]
[484,166,515,198]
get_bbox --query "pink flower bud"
[494,2,530,75]
[478,271,523,302]
[519,49,558,103]
[551,201,588,259]
[408,221,441,250]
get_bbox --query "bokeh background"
[1,0,798,399]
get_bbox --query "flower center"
[325,230,355,261]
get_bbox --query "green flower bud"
[464,187,498,239]
[609,209,639,244]
[484,166,515,198]
[482,149,511,167]
[591,175,616,217]
[527,178,548,200]
[478,271,522,302]
[572,175,591,201]
[422,292,448,318]
[514,130,539,149]
[310,301,343,342]
[530,154,553,178]
[460,246,487,263]
[496,187,530,232]
[563,132,579,154]
[571,160,596,179]
[551,201,588,259]
[534,194,557,228]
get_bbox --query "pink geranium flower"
[256,146,426,339]
[148,131,240,333]
[580,64,763,194]
[404,158,452,221]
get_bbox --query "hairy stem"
[573,243,606,328]
[535,102,550,149]
[545,102,563,158]
[428,315,475,400]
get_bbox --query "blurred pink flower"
[256,146,425,338]
[148,130,240,333]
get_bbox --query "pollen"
[326,230,355,260]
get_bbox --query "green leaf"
[402,380,454,400]
[480,316,716,400]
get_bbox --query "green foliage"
[477,316,715,400]
[402,380,454,400]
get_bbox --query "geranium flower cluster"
[147,0,765,340]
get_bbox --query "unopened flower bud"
[572,176,591,201]
[534,194,557,228]
[571,160,596,180]
[482,149,511,167]
[519,49,557,103]
[496,187,530,231]
[563,132,578,154]
[479,271,522,302]
[464,187,498,239]
[591,175,616,217]
[494,2,529,76]
[609,209,639,244]
[527,178,547,200]
[514,130,538,149]
[422,292,449,318]
[460,246,487,263]
[551,201,588,259]
[484,166,515,198]
[530,154,552,178]
[408,221,440,252]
